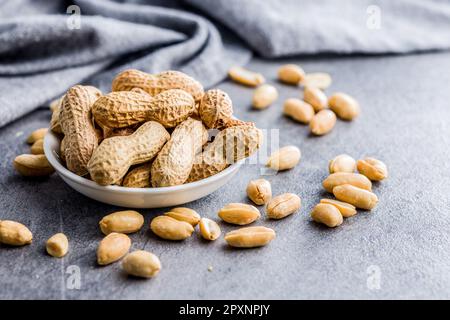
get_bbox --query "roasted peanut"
[0,220,33,246]
[97,232,131,265]
[93,89,196,129]
[50,100,63,134]
[252,84,278,109]
[278,64,305,85]
[322,172,372,193]
[333,184,378,210]
[151,118,207,187]
[99,210,144,235]
[46,233,69,258]
[187,125,262,182]
[309,109,337,136]
[112,69,204,102]
[266,193,301,219]
[199,218,221,241]
[225,226,275,248]
[283,98,314,124]
[218,203,261,225]
[246,179,272,205]
[122,163,152,188]
[328,92,360,120]
[199,89,233,129]
[27,128,48,144]
[13,154,54,177]
[59,85,102,176]
[165,207,201,227]
[228,66,265,87]
[88,121,170,185]
[320,199,357,217]
[218,203,261,226]
[310,203,343,227]
[303,86,328,112]
[49,96,63,112]
[300,72,332,89]
[266,146,301,171]
[122,250,161,278]
[30,139,44,155]
[150,216,194,240]
[329,154,356,174]
[357,157,388,181]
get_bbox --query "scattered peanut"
[246,179,272,205]
[13,154,54,177]
[266,193,301,219]
[199,218,221,241]
[266,146,301,171]
[87,121,170,185]
[112,69,204,102]
[151,118,207,187]
[199,89,233,129]
[165,207,201,227]
[218,203,261,225]
[97,232,131,265]
[322,172,372,193]
[252,84,278,109]
[26,128,48,144]
[329,154,356,174]
[300,72,332,89]
[30,139,44,155]
[309,109,337,136]
[283,98,314,124]
[328,92,360,120]
[357,157,388,181]
[224,226,275,248]
[99,210,144,235]
[46,233,69,258]
[122,250,161,278]
[0,220,33,246]
[150,216,194,240]
[320,198,357,217]
[303,86,328,112]
[59,85,102,176]
[310,203,343,227]
[122,163,152,188]
[228,66,265,87]
[278,64,305,85]
[333,184,378,210]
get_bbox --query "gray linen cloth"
[1,0,449,128]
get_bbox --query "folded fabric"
[0,0,449,128]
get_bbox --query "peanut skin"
[187,125,263,182]
[87,121,170,185]
[59,85,102,176]
[112,69,204,102]
[151,118,207,187]
[92,89,196,129]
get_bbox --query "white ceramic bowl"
[44,132,242,208]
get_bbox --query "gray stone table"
[1,52,450,299]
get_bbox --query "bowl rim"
[44,131,243,195]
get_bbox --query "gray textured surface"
[1,52,450,299]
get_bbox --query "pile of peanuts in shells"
[2,64,388,279]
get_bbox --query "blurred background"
[1,0,450,127]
